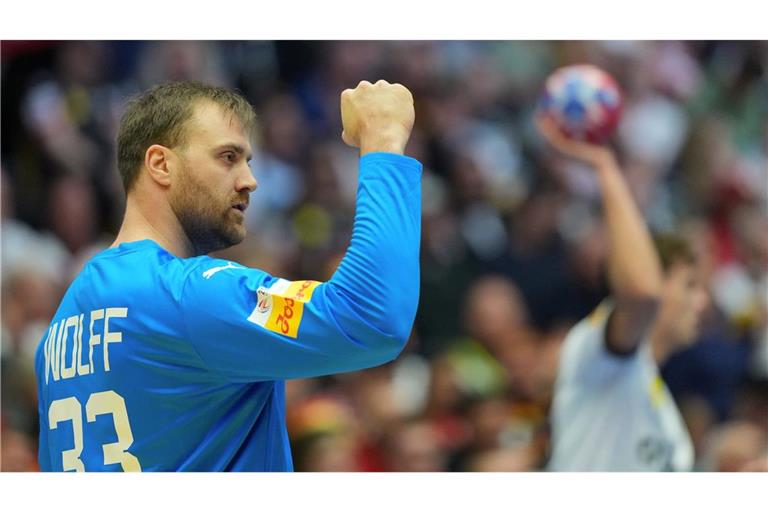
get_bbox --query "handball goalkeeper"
[34,80,421,471]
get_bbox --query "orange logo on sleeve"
[256,280,321,338]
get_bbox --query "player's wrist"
[591,148,618,173]
[358,127,409,156]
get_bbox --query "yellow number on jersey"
[86,391,142,471]
[48,391,142,472]
[48,397,85,472]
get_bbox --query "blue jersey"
[35,152,422,471]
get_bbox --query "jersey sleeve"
[179,152,422,382]
[557,300,642,387]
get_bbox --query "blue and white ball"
[538,64,623,144]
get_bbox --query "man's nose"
[236,163,258,193]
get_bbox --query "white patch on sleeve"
[247,278,291,326]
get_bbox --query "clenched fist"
[340,80,415,156]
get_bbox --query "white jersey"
[548,302,694,471]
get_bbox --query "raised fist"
[340,80,415,156]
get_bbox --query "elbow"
[372,332,410,366]
[614,294,661,319]
[385,315,416,351]
[616,287,661,307]
[370,326,412,366]
[375,293,419,350]
[612,294,661,337]
[367,288,419,360]
[614,274,662,304]
[605,295,660,356]
[389,280,420,345]
[325,279,418,364]
[609,264,663,303]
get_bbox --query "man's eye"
[222,152,236,163]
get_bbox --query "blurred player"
[34,80,422,471]
[539,117,708,471]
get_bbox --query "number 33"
[48,390,142,472]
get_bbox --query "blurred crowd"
[1,40,766,472]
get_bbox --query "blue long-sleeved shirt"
[35,152,422,471]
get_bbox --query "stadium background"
[1,40,766,471]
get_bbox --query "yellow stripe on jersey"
[587,301,611,327]
[649,374,666,408]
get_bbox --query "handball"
[538,64,622,144]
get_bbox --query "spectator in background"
[47,174,100,256]
[449,394,523,471]
[1,168,69,285]
[19,42,126,233]
[0,423,38,472]
[287,394,361,471]
[699,421,768,471]
[383,418,447,472]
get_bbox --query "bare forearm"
[595,153,663,300]
[594,153,662,353]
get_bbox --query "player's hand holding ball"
[537,64,623,169]
[341,80,415,156]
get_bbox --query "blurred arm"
[538,117,662,354]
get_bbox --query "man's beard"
[169,167,246,256]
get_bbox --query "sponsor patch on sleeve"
[247,279,321,338]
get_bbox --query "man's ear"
[144,144,176,187]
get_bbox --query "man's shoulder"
[175,256,277,312]
[557,299,646,388]
[65,243,212,305]
[179,256,262,288]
